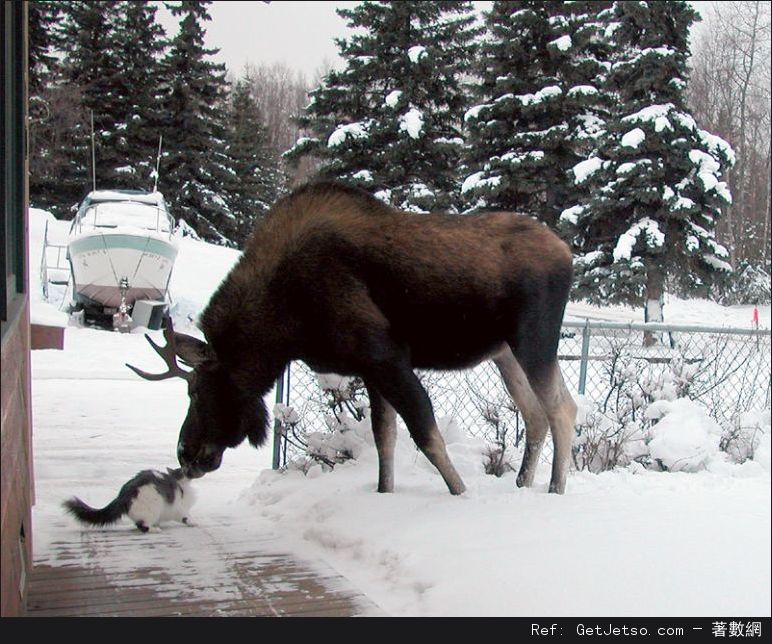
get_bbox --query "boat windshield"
[73,200,174,234]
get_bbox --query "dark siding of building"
[1,1,33,617]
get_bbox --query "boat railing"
[73,201,174,236]
[40,220,70,300]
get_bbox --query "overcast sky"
[156,1,709,81]
[156,1,360,80]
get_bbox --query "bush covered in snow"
[572,338,700,472]
[720,409,772,465]
[645,398,722,472]
[281,374,372,473]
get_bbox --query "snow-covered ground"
[28,208,770,616]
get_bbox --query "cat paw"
[182,517,195,527]
[148,526,163,533]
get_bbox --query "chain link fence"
[271,320,771,470]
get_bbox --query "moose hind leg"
[365,381,397,493]
[530,362,577,494]
[492,346,550,489]
[370,363,466,495]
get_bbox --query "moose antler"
[126,317,193,381]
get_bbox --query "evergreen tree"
[58,1,127,191]
[28,1,62,94]
[28,0,72,214]
[462,1,612,225]
[559,1,734,322]
[225,78,283,246]
[285,1,480,212]
[159,1,237,246]
[112,0,168,190]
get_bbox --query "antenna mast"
[90,110,97,191]
[153,135,163,192]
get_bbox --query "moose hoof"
[548,481,566,494]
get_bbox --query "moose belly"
[401,316,508,370]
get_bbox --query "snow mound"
[646,399,722,472]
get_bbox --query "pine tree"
[58,1,127,191]
[225,78,283,246]
[559,1,734,323]
[112,0,168,190]
[462,1,612,225]
[28,0,72,214]
[285,1,480,212]
[28,1,62,94]
[159,1,237,246]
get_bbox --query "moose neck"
[199,264,290,400]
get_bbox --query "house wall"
[1,307,33,617]
[1,0,33,617]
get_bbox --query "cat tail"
[63,495,130,526]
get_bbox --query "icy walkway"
[28,523,382,617]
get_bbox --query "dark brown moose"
[128,182,577,494]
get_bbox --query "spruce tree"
[225,78,283,246]
[28,0,71,214]
[159,1,237,246]
[285,1,480,212]
[462,1,612,225]
[58,1,127,192]
[112,0,168,190]
[559,1,734,322]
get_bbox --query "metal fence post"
[578,318,591,395]
[272,368,286,470]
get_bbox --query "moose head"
[126,319,268,479]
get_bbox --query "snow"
[75,200,173,233]
[327,121,370,147]
[613,217,665,262]
[464,103,491,123]
[567,85,598,97]
[399,108,424,139]
[28,208,771,617]
[351,169,373,182]
[460,172,501,195]
[407,46,427,64]
[516,85,562,106]
[559,205,584,225]
[703,253,733,273]
[620,127,646,149]
[384,90,402,108]
[654,116,673,133]
[88,189,165,206]
[548,35,572,51]
[699,130,736,166]
[646,399,722,472]
[616,161,638,175]
[621,103,674,126]
[572,156,604,184]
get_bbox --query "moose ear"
[173,332,211,368]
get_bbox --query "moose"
[128,181,577,494]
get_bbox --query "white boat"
[67,189,178,328]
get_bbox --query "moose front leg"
[369,363,466,496]
[365,381,397,493]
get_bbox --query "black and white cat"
[63,468,196,533]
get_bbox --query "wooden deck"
[27,524,384,617]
